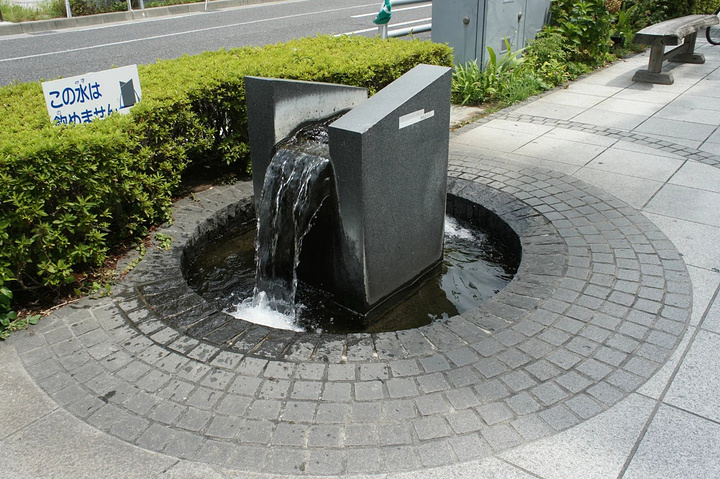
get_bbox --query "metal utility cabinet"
[432,0,552,66]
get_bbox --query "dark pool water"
[185,215,519,334]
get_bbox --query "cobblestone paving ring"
[13,153,692,476]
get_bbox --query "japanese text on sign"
[41,65,142,125]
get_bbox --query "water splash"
[227,292,304,332]
[251,143,333,318]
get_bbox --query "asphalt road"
[0,0,432,86]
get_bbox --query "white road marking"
[0,2,378,63]
[337,17,431,36]
[351,3,430,18]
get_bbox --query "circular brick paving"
[13,148,693,475]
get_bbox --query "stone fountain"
[245,64,452,324]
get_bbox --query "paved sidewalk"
[1,41,719,478]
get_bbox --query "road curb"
[0,0,283,36]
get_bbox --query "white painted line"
[336,17,431,36]
[351,4,430,18]
[0,2,378,62]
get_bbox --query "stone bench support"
[632,14,719,85]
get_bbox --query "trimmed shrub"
[694,0,720,13]
[0,35,453,300]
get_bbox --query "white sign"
[41,65,142,125]
[399,109,434,129]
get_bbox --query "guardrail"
[376,0,431,39]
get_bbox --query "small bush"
[0,36,452,312]
[547,0,614,65]
[694,0,720,13]
[451,40,547,106]
[524,31,573,87]
[0,0,61,22]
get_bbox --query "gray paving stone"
[346,448,383,473]
[474,378,511,403]
[546,348,584,370]
[352,402,381,423]
[381,446,421,472]
[482,424,522,451]
[176,362,212,383]
[232,445,275,472]
[359,363,389,380]
[471,337,505,357]
[148,400,186,425]
[344,424,377,446]
[524,359,562,382]
[446,347,480,367]
[175,407,212,432]
[623,405,720,479]
[415,392,452,416]
[136,422,175,451]
[305,449,344,475]
[209,351,244,370]
[321,381,352,402]
[446,365,482,388]
[384,399,417,420]
[157,379,194,402]
[587,381,625,407]
[474,357,510,378]
[539,404,581,431]
[378,422,413,445]
[386,377,419,398]
[199,369,234,390]
[418,440,456,467]
[236,357,268,376]
[163,429,205,459]
[445,387,481,410]
[307,424,342,447]
[295,363,326,380]
[501,370,538,392]
[289,380,322,401]
[272,422,308,446]
[413,416,451,440]
[417,372,451,393]
[447,409,484,434]
[185,387,222,410]
[448,433,492,461]
[108,414,150,442]
[281,401,317,423]
[419,355,451,373]
[664,330,720,423]
[477,402,514,426]
[238,419,274,444]
[247,399,282,420]
[258,378,291,399]
[354,380,384,401]
[327,363,356,381]
[316,403,350,424]
[227,375,262,396]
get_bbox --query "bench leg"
[668,32,705,64]
[633,44,674,84]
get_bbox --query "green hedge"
[0,35,453,295]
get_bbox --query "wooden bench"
[632,14,719,85]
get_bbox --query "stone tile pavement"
[1,40,720,477]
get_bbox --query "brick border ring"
[13,154,692,475]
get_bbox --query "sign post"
[41,65,142,125]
